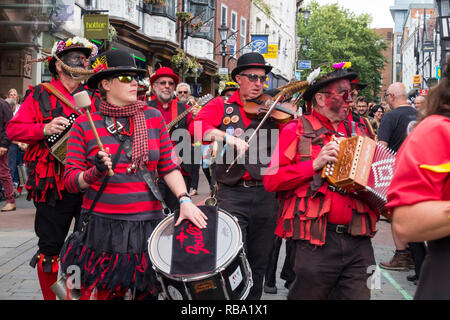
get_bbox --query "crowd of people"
[0,35,448,301]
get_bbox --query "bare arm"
[392,201,450,242]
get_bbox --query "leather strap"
[104,116,170,214]
[41,83,80,114]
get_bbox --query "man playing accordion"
[263,64,380,300]
[6,37,101,300]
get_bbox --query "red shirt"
[264,110,366,225]
[155,99,193,128]
[386,115,450,210]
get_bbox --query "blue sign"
[251,34,269,54]
[297,60,311,69]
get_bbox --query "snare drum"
[148,209,252,300]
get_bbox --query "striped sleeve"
[157,114,179,176]
[64,117,89,193]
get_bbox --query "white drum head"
[148,209,242,276]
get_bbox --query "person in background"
[369,104,384,135]
[0,97,15,212]
[5,98,26,194]
[176,83,201,196]
[378,82,423,277]
[387,56,450,299]
[414,95,427,116]
[148,68,195,210]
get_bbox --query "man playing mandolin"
[189,52,286,300]
[147,67,198,210]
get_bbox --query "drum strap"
[104,116,170,215]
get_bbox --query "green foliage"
[298,1,387,101]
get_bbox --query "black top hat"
[303,68,358,102]
[231,52,272,81]
[87,50,147,89]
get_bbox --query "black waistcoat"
[215,99,278,186]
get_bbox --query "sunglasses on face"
[239,73,267,83]
[116,75,138,83]
[156,80,175,86]
[177,91,188,94]
[320,90,353,102]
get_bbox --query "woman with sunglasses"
[63,50,207,300]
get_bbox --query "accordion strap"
[41,83,80,114]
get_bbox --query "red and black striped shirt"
[64,105,179,216]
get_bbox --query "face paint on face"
[323,79,352,120]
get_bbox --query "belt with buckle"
[327,223,349,234]
[236,179,264,188]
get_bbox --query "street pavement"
[0,171,418,300]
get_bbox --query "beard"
[155,87,173,103]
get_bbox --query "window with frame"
[221,4,228,27]
[240,17,247,50]
[143,0,177,19]
[186,0,215,41]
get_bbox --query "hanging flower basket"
[171,50,202,76]
[176,11,204,32]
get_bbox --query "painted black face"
[60,51,88,71]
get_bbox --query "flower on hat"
[333,61,351,71]
[92,56,108,73]
[50,37,98,59]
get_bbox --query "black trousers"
[217,183,277,300]
[264,236,295,287]
[288,232,375,300]
[34,191,83,257]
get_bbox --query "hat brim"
[87,67,147,89]
[351,83,368,90]
[48,46,92,75]
[231,64,273,81]
[220,87,239,96]
[303,71,358,101]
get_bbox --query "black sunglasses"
[177,91,189,94]
[239,73,267,83]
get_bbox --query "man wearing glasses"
[263,65,380,300]
[148,67,194,210]
[189,52,279,299]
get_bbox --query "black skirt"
[60,212,163,297]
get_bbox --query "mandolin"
[167,94,214,131]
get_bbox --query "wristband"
[177,192,191,201]
[180,198,192,205]
[43,126,48,137]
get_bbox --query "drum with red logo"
[148,209,252,300]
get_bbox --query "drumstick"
[74,91,114,177]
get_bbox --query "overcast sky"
[306,0,395,29]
